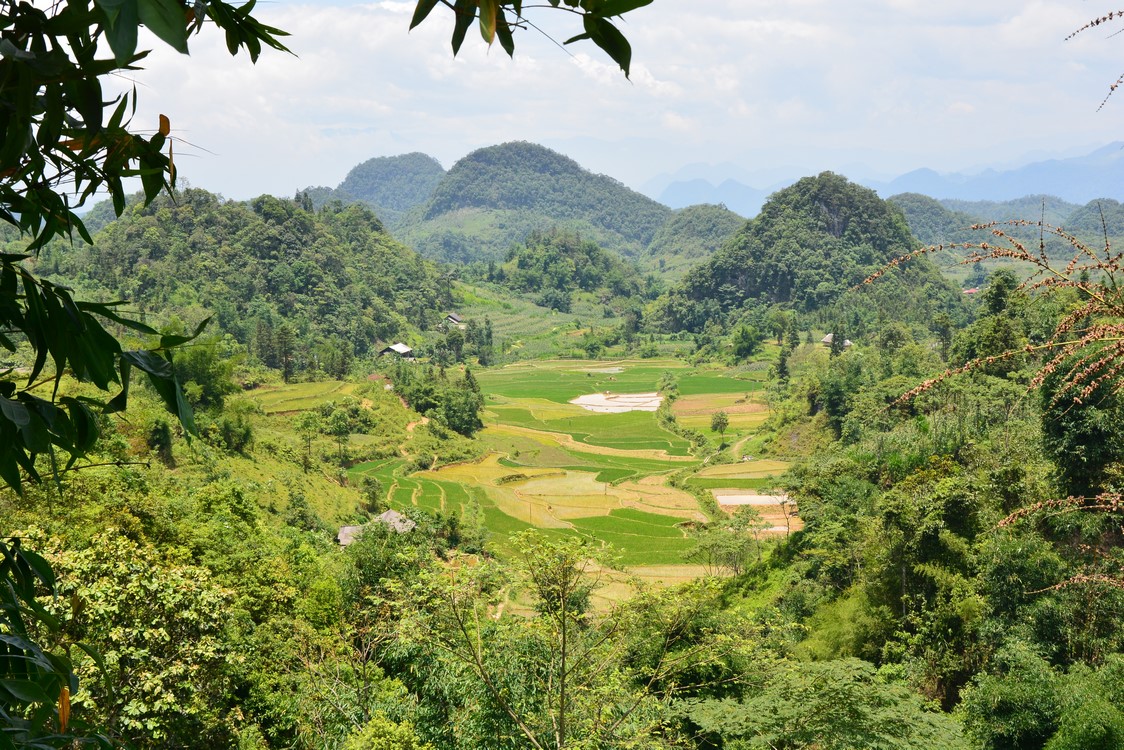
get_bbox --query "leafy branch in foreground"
[1,2,288,746]
[410,0,653,76]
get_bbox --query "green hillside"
[890,193,980,245]
[939,194,1079,225]
[656,172,965,332]
[396,141,672,263]
[303,152,447,229]
[644,203,747,277]
[36,189,452,371]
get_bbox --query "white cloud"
[107,1,1124,199]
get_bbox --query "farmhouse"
[444,312,465,327]
[374,509,416,534]
[819,333,853,348]
[336,525,363,546]
[335,511,417,547]
[380,342,414,359]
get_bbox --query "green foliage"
[689,659,968,749]
[408,0,652,76]
[343,716,434,750]
[405,537,758,749]
[496,228,640,302]
[960,641,1061,750]
[46,532,234,748]
[0,257,202,490]
[175,334,241,410]
[0,535,97,748]
[732,325,764,360]
[1039,359,1124,497]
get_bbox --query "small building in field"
[380,342,414,359]
[820,333,853,348]
[374,509,416,534]
[336,510,417,547]
[444,312,464,326]
[337,525,364,546]
[963,287,979,295]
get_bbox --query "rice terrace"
[350,359,793,580]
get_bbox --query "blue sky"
[120,1,1124,200]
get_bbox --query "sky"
[118,1,1124,200]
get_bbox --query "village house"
[379,342,414,359]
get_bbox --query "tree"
[295,411,322,473]
[711,410,729,437]
[732,324,763,360]
[328,408,352,465]
[441,388,484,437]
[407,532,755,749]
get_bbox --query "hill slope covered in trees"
[394,141,673,263]
[303,152,447,229]
[36,189,452,374]
[654,173,964,332]
[644,203,746,278]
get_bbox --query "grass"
[323,358,791,574]
[488,404,692,456]
[693,460,791,478]
[685,477,780,490]
[250,381,358,413]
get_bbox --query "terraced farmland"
[343,359,795,582]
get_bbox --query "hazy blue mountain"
[868,143,1124,203]
[652,143,1124,218]
[658,179,773,217]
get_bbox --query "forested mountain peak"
[399,141,672,263]
[338,152,446,213]
[300,152,447,230]
[661,172,963,330]
[645,203,746,277]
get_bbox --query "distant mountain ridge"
[654,143,1124,217]
[306,141,1124,275]
[871,143,1124,203]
